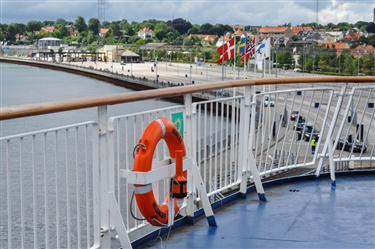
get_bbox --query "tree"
[354,21,369,31]
[168,18,192,34]
[53,24,68,39]
[14,23,27,38]
[43,20,54,26]
[74,16,87,33]
[88,18,100,35]
[276,51,293,68]
[200,23,214,34]
[336,22,352,31]
[211,24,233,35]
[368,35,375,46]
[110,21,122,38]
[5,24,17,42]
[187,25,200,34]
[27,20,42,33]
[0,24,8,42]
[55,18,67,26]
[366,23,375,33]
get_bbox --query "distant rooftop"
[139,42,167,50]
[39,37,62,41]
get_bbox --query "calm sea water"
[0,62,174,136]
[0,62,176,249]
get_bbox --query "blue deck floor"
[143,174,375,249]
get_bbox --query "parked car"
[290,111,300,121]
[336,136,367,153]
[293,116,306,131]
[297,125,320,141]
[263,95,275,107]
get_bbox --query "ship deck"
[142,174,375,249]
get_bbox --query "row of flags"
[217,35,271,65]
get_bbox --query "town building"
[65,25,79,37]
[99,28,110,38]
[320,31,344,43]
[37,37,62,50]
[190,34,217,43]
[351,44,375,57]
[41,25,56,33]
[97,45,126,62]
[291,26,313,37]
[138,27,154,39]
[121,50,141,63]
[319,41,350,56]
[259,26,292,37]
[232,25,245,36]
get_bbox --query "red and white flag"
[217,37,235,64]
[241,36,256,62]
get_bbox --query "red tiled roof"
[194,34,217,42]
[334,42,350,50]
[42,26,55,32]
[344,32,361,41]
[100,28,109,34]
[351,44,375,55]
[139,27,154,33]
[259,26,289,33]
[291,26,313,36]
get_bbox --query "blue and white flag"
[256,38,271,59]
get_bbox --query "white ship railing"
[0,76,374,249]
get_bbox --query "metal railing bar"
[1,77,374,121]
[0,121,95,141]
[349,90,372,159]
[19,138,25,249]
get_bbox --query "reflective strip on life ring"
[133,117,187,226]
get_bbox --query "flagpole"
[222,35,224,81]
[233,35,236,81]
[243,34,247,79]
[233,34,236,97]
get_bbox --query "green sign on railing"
[171,112,184,137]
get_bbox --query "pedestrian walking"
[311,137,317,154]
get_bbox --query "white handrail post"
[97,106,111,248]
[248,91,266,201]
[184,93,195,222]
[328,139,336,190]
[239,86,251,196]
[107,118,133,249]
[315,85,347,177]
[185,93,216,226]
[91,123,101,249]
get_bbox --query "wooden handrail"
[1,76,374,121]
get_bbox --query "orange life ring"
[133,117,187,226]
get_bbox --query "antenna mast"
[98,0,106,22]
[316,0,319,27]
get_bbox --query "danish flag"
[241,36,256,62]
[217,37,235,64]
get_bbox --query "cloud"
[1,0,373,24]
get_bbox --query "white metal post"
[184,93,195,220]
[315,85,347,177]
[328,139,336,189]
[107,119,133,249]
[239,87,251,195]
[248,93,266,201]
[97,106,111,248]
[185,94,216,226]
[91,123,101,249]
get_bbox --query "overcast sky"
[1,0,374,25]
